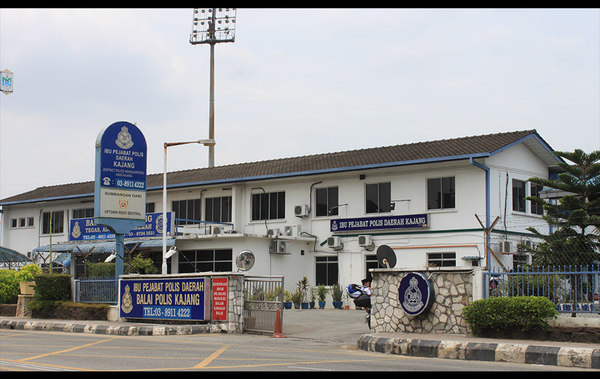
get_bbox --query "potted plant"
[283,290,293,309]
[317,284,328,309]
[16,264,41,295]
[297,276,310,309]
[290,288,303,309]
[309,287,317,309]
[331,283,344,309]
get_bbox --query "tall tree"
[526,149,600,266]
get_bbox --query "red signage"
[212,277,228,321]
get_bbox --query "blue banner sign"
[330,214,428,232]
[95,121,147,221]
[398,272,434,317]
[119,277,208,321]
[70,212,173,241]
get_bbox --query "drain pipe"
[469,157,490,229]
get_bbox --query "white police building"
[0,130,561,291]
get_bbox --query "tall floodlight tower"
[190,8,237,168]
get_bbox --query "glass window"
[427,252,456,267]
[530,183,544,215]
[73,208,94,219]
[512,179,526,212]
[365,182,391,213]
[316,187,339,216]
[205,196,232,223]
[178,249,232,273]
[315,256,338,286]
[172,199,202,225]
[251,191,285,220]
[427,177,455,210]
[42,211,64,234]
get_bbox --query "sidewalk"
[2,310,599,369]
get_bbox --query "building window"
[42,211,64,234]
[427,252,456,267]
[530,183,544,215]
[315,256,338,286]
[73,208,94,219]
[27,217,34,227]
[512,179,526,212]
[178,249,232,273]
[172,199,202,225]
[146,202,155,213]
[365,254,387,282]
[251,191,285,221]
[316,187,339,216]
[427,177,455,210]
[366,182,391,213]
[205,196,232,223]
[10,219,17,228]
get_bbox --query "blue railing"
[175,218,234,235]
[484,265,600,313]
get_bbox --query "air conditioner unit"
[269,239,290,254]
[267,228,280,238]
[284,224,301,237]
[498,241,513,252]
[212,226,224,235]
[294,204,309,217]
[327,236,343,250]
[358,235,374,250]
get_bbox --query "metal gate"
[243,275,284,334]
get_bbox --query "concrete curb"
[0,319,218,336]
[357,334,600,369]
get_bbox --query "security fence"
[74,277,118,304]
[485,230,600,313]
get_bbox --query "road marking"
[18,336,121,362]
[193,345,230,368]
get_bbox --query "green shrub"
[88,262,115,277]
[16,264,42,282]
[34,274,71,301]
[463,296,558,336]
[0,270,19,304]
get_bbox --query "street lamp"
[162,139,216,274]
[189,8,237,168]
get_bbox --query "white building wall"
[0,141,554,291]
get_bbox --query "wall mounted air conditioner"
[212,226,224,235]
[269,239,290,254]
[284,225,301,237]
[358,235,374,250]
[327,236,343,250]
[294,204,309,217]
[267,228,280,238]
[499,241,513,252]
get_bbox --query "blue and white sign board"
[70,212,173,241]
[1,69,13,94]
[95,121,147,226]
[119,277,209,321]
[398,272,434,317]
[330,214,428,233]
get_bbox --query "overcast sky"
[0,8,598,200]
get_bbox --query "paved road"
[1,309,598,371]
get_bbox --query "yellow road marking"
[18,336,121,362]
[192,344,230,368]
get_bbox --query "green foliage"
[34,274,71,301]
[290,288,303,304]
[0,270,19,304]
[331,283,344,302]
[129,253,159,274]
[16,264,42,282]
[88,262,115,277]
[316,284,329,302]
[526,149,600,266]
[463,296,558,336]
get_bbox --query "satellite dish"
[376,245,396,268]
[236,250,255,271]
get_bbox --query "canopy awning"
[0,246,33,264]
[32,238,175,254]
